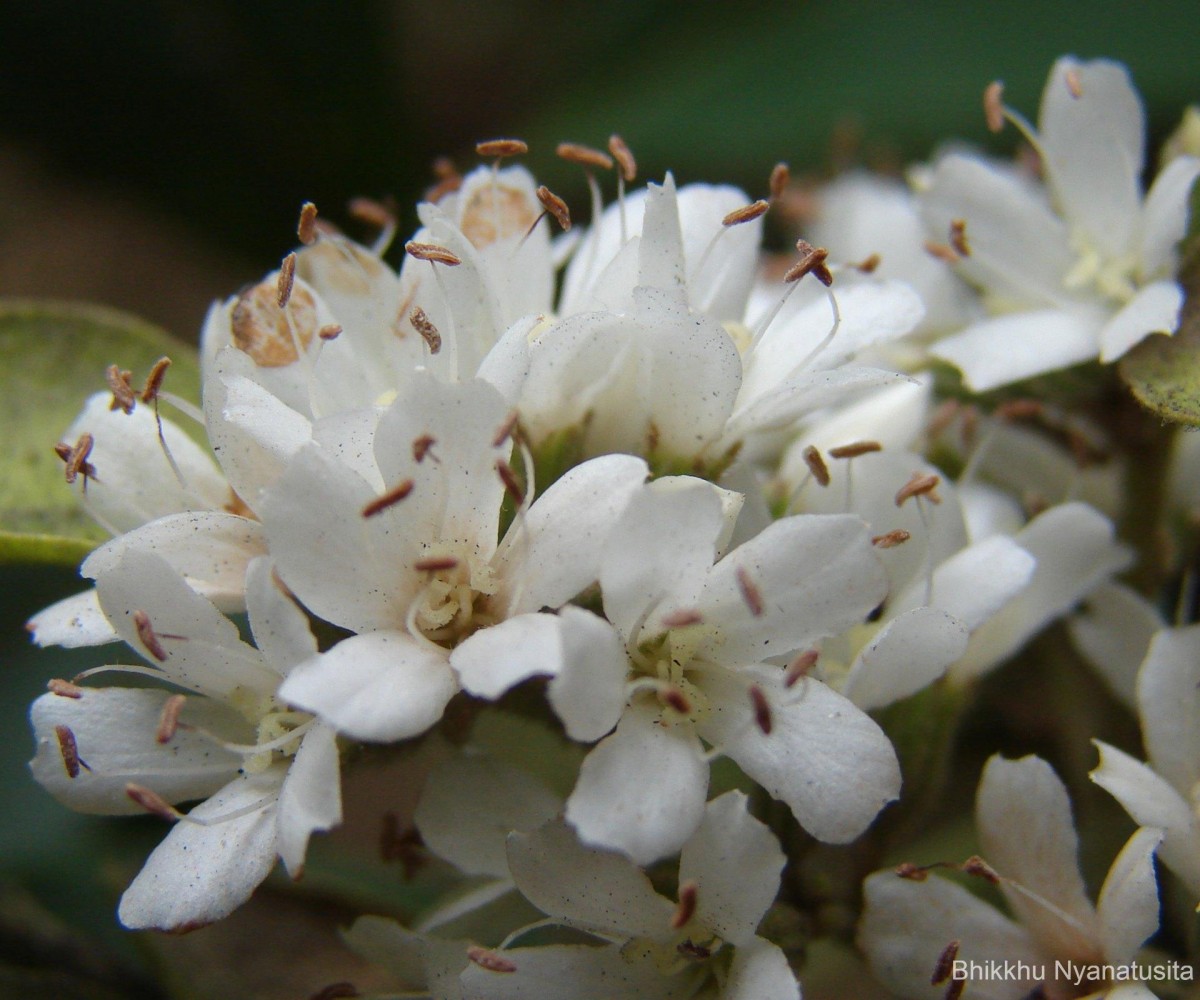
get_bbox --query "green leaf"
[1119,173,1200,426]
[0,300,200,566]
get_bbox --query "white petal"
[843,608,968,711]
[117,768,283,931]
[1068,583,1163,709]
[696,665,900,843]
[343,915,470,996]
[244,556,317,672]
[279,631,456,742]
[1099,280,1182,361]
[451,612,564,700]
[1039,57,1144,258]
[477,314,535,405]
[416,752,561,878]
[547,606,629,742]
[566,704,708,865]
[507,818,674,938]
[1137,625,1200,795]
[723,940,800,1000]
[276,722,341,876]
[29,687,245,814]
[1096,827,1163,963]
[678,791,784,946]
[676,182,761,322]
[26,589,116,648]
[1138,155,1200,277]
[730,366,911,437]
[637,174,686,292]
[931,308,1103,392]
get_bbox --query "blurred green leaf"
[0,300,200,565]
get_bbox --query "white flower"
[860,754,1162,1000]
[922,57,1200,390]
[29,550,340,930]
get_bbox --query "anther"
[140,356,171,404]
[414,556,460,573]
[608,134,636,181]
[475,138,528,159]
[379,812,426,879]
[106,365,136,413]
[895,861,930,881]
[802,445,831,487]
[785,650,819,687]
[56,433,97,486]
[1064,67,1083,99]
[944,977,966,1000]
[556,142,613,171]
[425,158,462,202]
[362,479,415,518]
[660,686,692,715]
[661,609,704,628]
[854,253,882,273]
[48,678,84,698]
[961,855,1000,884]
[492,411,519,447]
[949,219,970,257]
[749,684,772,735]
[409,306,442,354]
[677,940,712,960]
[466,946,517,974]
[318,323,342,341]
[126,783,180,822]
[926,398,960,438]
[924,240,961,264]
[983,81,1006,133]
[723,200,769,227]
[55,725,87,778]
[156,694,186,744]
[535,185,571,231]
[995,398,1043,422]
[297,202,319,245]
[671,882,698,930]
[133,610,169,662]
[872,529,911,549]
[496,460,525,506]
[348,197,397,231]
[769,162,790,201]
[736,566,765,617]
[785,240,833,286]
[932,940,960,986]
[895,472,942,506]
[412,434,437,463]
[829,440,882,460]
[404,241,462,266]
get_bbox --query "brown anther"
[412,433,437,463]
[944,978,966,1000]
[735,565,765,617]
[748,684,772,735]
[671,882,698,930]
[133,609,169,661]
[895,861,930,881]
[56,433,97,486]
[496,460,525,506]
[348,197,397,232]
[608,134,637,181]
[926,398,960,438]
[983,81,1006,133]
[783,650,818,688]
[106,365,136,413]
[802,445,831,487]
[409,306,442,354]
[722,200,770,227]
[379,812,426,878]
[308,984,360,1000]
[768,162,790,201]
[140,356,171,403]
[661,608,704,628]
[277,252,297,308]
[404,241,462,266]
[924,240,961,264]
[48,678,84,699]
[995,398,1043,422]
[854,252,882,273]
[1064,67,1083,99]
[949,219,971,257]
[156,694,187,744]
[677,940,712,960]
[362,479,415,518]
[932,940,960,986]
[318,323,342,341]
[297,202,319,245]
[55,725,85,778]
[535,185,571,231]
[126,783,179,822]
[491,411,520,448]
[556,142,613,171]
[961,855,1000,884]
[660,686,692,715]
[960,406,980,449]
[829,440,883,460]
[785,241,834,286]
[895,472,942,506]
[872,529,912,549]
[425,160,463,202]
[414,556,460,573]
[476,138,528,159]
[466,946,517,974]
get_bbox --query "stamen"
[944,978,966,1000]
[895,861,931,881]
[853,253,881,273]
[308,983,360,1000]
[895,472,942,506]
[492,411,519,448]
[404,241,463,266]
[748,684,772,734]
[926,399,960,439]
[983,81,1006,133]
[722,200,769,227]
[872,529,911,549]
[535,185,571,231]
[961,855,1000,884]
[140,356,171,404]
[556,142,613,171]
[924,240,961,264]
[785,240,834,286]
[802,445,831,487]
[496,459,525,506]
[784,650,819,687]
[735,565,765,617]
[659,686,692,715]
[769,162,790,201]
[466,946,517,974]
[133,609,170,662]
[413,556,460,573]
[48,678,83,698]
[55,724,88,777]
[948,219,970,257]
[318,323,342,341]
[476,138,528,159]
[671,882,698,929]
[297,202,319,245]
[677,940,712,960]
[362,479,415,518]
[932,941,960,986]
[829,440,882,460]
[412,434,438,463]
[156,694,187,744]
[72,664,171,685]
[184,718,315,758]
[995,398,1043,422]
[608,134,636,181]
[409,306,442,354]
[425,158,462,202]
[277,252,297,308]
[1064,67,1083,99]
[126,782,180,822]
[661,609,704,628]
[56,433,97,487]
[379,812,426,879]
[348,197,398,253]
[106,365,136,413]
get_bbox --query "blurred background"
[0,2,1193,997]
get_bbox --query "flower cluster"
[24,56,1200,999]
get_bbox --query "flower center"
[411,550,500,647]
[1062,230,1138,304]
